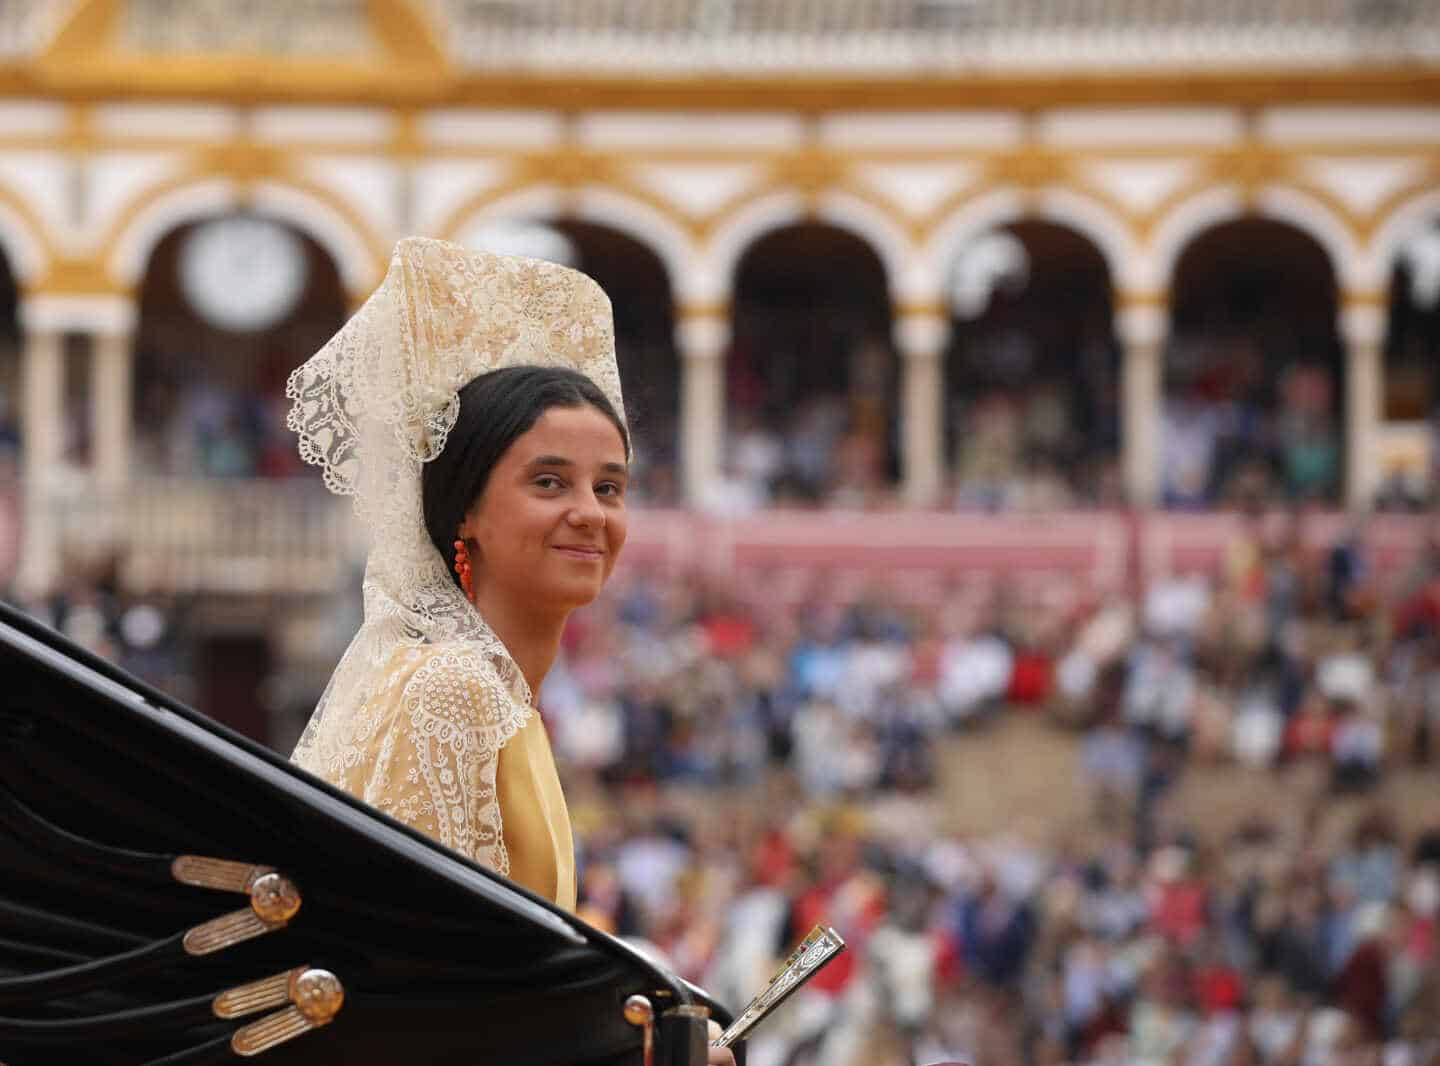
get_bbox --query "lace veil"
[286,236,624,776]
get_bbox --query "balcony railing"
[48,478,363,596]
[9,475,1434,602]
[437,0,1440,72]
[0,1,54,58]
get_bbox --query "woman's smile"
[552,544,605,560]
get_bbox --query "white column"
[91,330,133,491]
[896,310,947,507]
[15,294,138,596]
[1342,299,1385,512]
[1118,298,1167,508]
[677,309,727,506]
[15,327,64,597]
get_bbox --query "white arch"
[448,184,697,306]
[251,180,383,294]
[1255,185,1369,291]
[574,185,700,302]
[0,196,48,286]
[446,184,567,243]
[918,187,1028,287]
[1148,185,1245,293]
[1369,185,1440,283]
[108,178,238,286]
[1035,186,1144,292]
[700,190,807,306]
[815,190,921,304]
[923,186,1137,296]
[1149,184,1363,293]
[702,190,913,309]
[107,178,381,294]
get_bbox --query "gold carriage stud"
[172,855,302,956]
[214,966,346,1056]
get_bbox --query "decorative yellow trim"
[93,162,389,288]
[512,147,617,196]
[196,139,287,189]
[439,68,1440,113]
[0,184,58,282]
[987,146,1071,191]
[1208,144,1293,208]
[435,156,710,246]
[43,0,119,63]
[31,258,128,297]
[390,109,423,160]
[1115,291,1170,309]
[1362,164,1440,243]
[895,301,948,319]
[677,303,730,320]
[433,170,546,242]
[764,146,848,209]
[368,0,446,69]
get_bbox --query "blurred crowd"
[1161,343,1343,511]
[704,354,1435,515]
[534,510,1440,1066]
[131,378,304,480]
[12,509,1440,1066]
[11,396,1440,1066]
[4,311,1431,514]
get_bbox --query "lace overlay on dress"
[295,642,532,875]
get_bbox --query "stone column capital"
[19,293,136,336]
[676,308,729,360]
[1115,297,1168,349]
[1339,300,1386,349]
[895,309,948,359]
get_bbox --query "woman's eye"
[597,481,625,497]
[535,475,564,490]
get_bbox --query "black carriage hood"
[0,599,730,1066]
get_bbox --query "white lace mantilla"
[284,237,623,869]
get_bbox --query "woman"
[288,237,733,1062]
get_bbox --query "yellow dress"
[294,641,576,911]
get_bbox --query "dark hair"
[422,365,629,587]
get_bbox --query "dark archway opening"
[729,223,897,506]
[1378,220,1440,509]
[133,214,346,478]
[549,220,679,505]
[943,221,1119,508]
[1165,218,1342,507]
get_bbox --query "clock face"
[178,215,310,333]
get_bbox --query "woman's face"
[461,403,629,613]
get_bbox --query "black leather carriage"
[0,600,731,1065]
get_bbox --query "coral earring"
[453,538,474,601]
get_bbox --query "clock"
[178,215,310,333]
